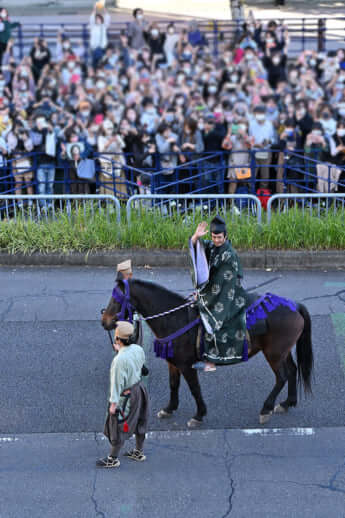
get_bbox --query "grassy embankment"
[0,207,344,253]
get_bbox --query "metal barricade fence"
[266,193,345,224]
[126,194,262,225]
[0,194,121,223]
[13,18,345,61]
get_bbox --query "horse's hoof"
[187,418,202,428]
[157,409,172,419]
[274,404,288,414]
[259,412,272,425]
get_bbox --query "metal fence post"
[213,21,219,59]
[302,18,305,52]
[250,150,256,195]
[17,23,24,60]
[318,18,326,52]
[82,23,89,64]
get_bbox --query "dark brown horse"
[101,278,313,427]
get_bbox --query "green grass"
[0,207,344,253]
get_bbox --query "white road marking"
[0,437,19,442]
[242,428,315,436]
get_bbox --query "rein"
[111,280,200,359]
[112,280,196,323]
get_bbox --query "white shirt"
[249,119,276,146]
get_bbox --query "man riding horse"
[190,215,247,372]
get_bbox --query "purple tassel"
[167,341,174,358]
[246,293,297,331]
[263,295,276,313]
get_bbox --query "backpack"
[256,188,272,211]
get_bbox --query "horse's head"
[101,279,134,330]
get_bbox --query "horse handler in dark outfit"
[97,321,149,468]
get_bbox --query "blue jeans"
[200,161,224,193]
[37,164,55,205]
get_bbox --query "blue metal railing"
[9,16,345,62]
[2,150,344,210]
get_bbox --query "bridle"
[103,279,200,359]
[111,279,134,323]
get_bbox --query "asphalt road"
[0,266,344,434]
[1,265,345,518]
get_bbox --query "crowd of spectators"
[0,4,345,207]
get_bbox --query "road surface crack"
[247,276,282,293]
[221,430,236,518]
[91,432,106,518]
[302,289,345,305]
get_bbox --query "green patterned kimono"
[197,239,247,365]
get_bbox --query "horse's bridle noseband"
[112,279,134,323]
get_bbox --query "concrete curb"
[0,249,344,269]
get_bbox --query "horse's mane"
[131,278,187,306]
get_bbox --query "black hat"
[210,215,227,235]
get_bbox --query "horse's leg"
[180,366,207,428]
[274,352,297,413]
[157,362,181,419]
[260,359,289,425]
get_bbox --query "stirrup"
[192,361,216,372]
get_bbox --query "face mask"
[136,13,143,20]
[2,114,9,123]
[309,59,316,67]
[176,75,185,84]
[256,114,265,121]
[184,67,191,76]
[296,109,306,118]
[176,98,184,106]
[36,117,46,127]
[267,106,276,113]
[285,129,294,137]
[168,28,174,35]
[337,129,345,136]
[245,54,254,61]
[322,112,330,120]
[96,81,106,89]
[165,113,174,123]
[105,128,113,135]
[230,74,238,83]
[63,43,70,50]
[198,122,204,130]
[238,124,247,132]
[339,109,345,117]
[208,85,217,94]
[120,78,128,86]
[312,130,322,136]
[272,57,280,65]
[151,29,159,37]
[81,110,90,117]
[67,62,75,70]
[20,69,28,77]
[146,107,156,115]
[85,78,94,89]
[266,38,273,44]
[0,80,5,89]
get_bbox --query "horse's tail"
[296,303,314,394]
